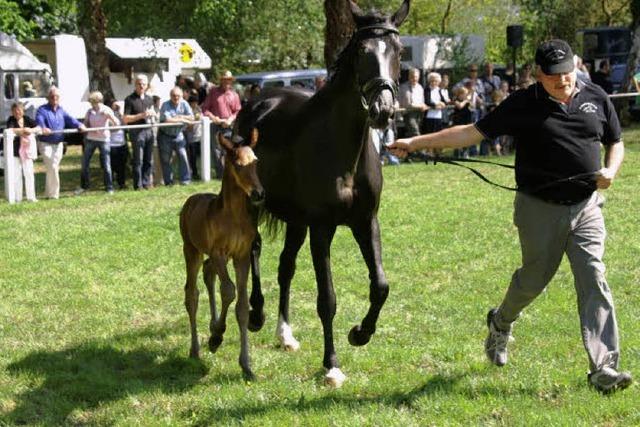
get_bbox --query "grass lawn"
[1,128,639,426]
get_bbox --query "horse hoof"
[324,367,346,388]
[208,335,223,353]
[243,369,256,382]
[348,325,371,346]
[278,336,300,352]
[248,310,265,332]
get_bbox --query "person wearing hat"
[388,39,631,393]
[201,70,241,179]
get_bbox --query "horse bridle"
[353,24,400,111]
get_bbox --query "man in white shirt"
[398,68,427,137]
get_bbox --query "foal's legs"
[183,242,203,358]
[309,224,345,387]
[348,216,389,346]
[248,233,265,332]
[276,224,307,351]
[234,255,255,380]
[208,255,236,353]
[202,258,219,331]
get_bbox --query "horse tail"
[252,205,285,241]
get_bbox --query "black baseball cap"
[535,39,575,75]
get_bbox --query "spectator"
[370,126,400,166]
[591,59,614,94]
[185,92,202,180]
[123,74,156,190]
[21,81,36,97]
[574,55,591,83]
[398,68,427,138]
[516,63,535,89]
[158,87,193,185]
[423,72,447,155]
[194,72,209,104]
[389,39,632,394]
[201,70,242,179]
[6,102,39,202]
[315,75,326,91]
[439,73,452,127]
[504,62,516,92]
[110,102,129,189]
[450,86,473,158]
[480,62,501,103]
[36,86,87,200]
[78,91,118,195]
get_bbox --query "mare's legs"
[183,242,203,358]
[276,224,307,351]
[248,233,265,332]
[309,224,345,387]
[348,216,389,346]
[202,258,219,330]
[234,255,255,380]
[208,255,236,353]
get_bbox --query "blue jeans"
[129,128,154,189]
[81,139,113,191]
[158,132,191,185]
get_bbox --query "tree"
[77,0,114,103]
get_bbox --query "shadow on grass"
[188,366,540,423]
[4,326,207,425]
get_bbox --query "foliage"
[1,0,78,39]
[0,131,639,424]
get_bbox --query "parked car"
[235,69,327,91]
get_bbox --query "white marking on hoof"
[276,316,300,352]
[324,367,346,388]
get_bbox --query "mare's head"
[346,0,410,128]
[218,129,265,206]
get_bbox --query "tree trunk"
[441,0,453,34]
[78,0,115,105]
[324,0,356,70]
[618,1,639,124]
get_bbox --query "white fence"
[3,117,212,203]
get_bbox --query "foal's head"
[347,0,410,128]
[218,129,265,206]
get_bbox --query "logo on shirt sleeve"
[579,102,598,113]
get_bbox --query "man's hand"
[595,167,616,189]
[387,138,413,158]
[78,124,87,133]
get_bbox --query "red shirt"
[201,86,241,120]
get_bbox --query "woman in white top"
[423,72,447,135]
[79,91,118,194]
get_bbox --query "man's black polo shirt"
[124,91,154,126]
[475,80,621,204]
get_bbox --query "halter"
[352,24,400,111]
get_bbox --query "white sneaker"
[485,308,511,367]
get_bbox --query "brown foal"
[179,129,264,380]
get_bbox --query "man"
[123,74,156,190]
[389,39,631,393]
[201,70,241,179]
[480,62,501,102]
[398,68,427,138]
[158,87,193,185]
[36,86,87,199]
[591,59,614,94]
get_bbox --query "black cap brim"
[540,60,574,75]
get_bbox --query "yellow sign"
[179,43,195,63]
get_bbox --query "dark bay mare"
[236,0,410,387]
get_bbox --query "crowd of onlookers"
[1,55,629,201]
[3,70,256,202]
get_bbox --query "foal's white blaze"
[325,367,346,388]
[276,315,300,352]
[377,40,387,54]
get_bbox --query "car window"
[263,80,285,88]
[4,74,15,100]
